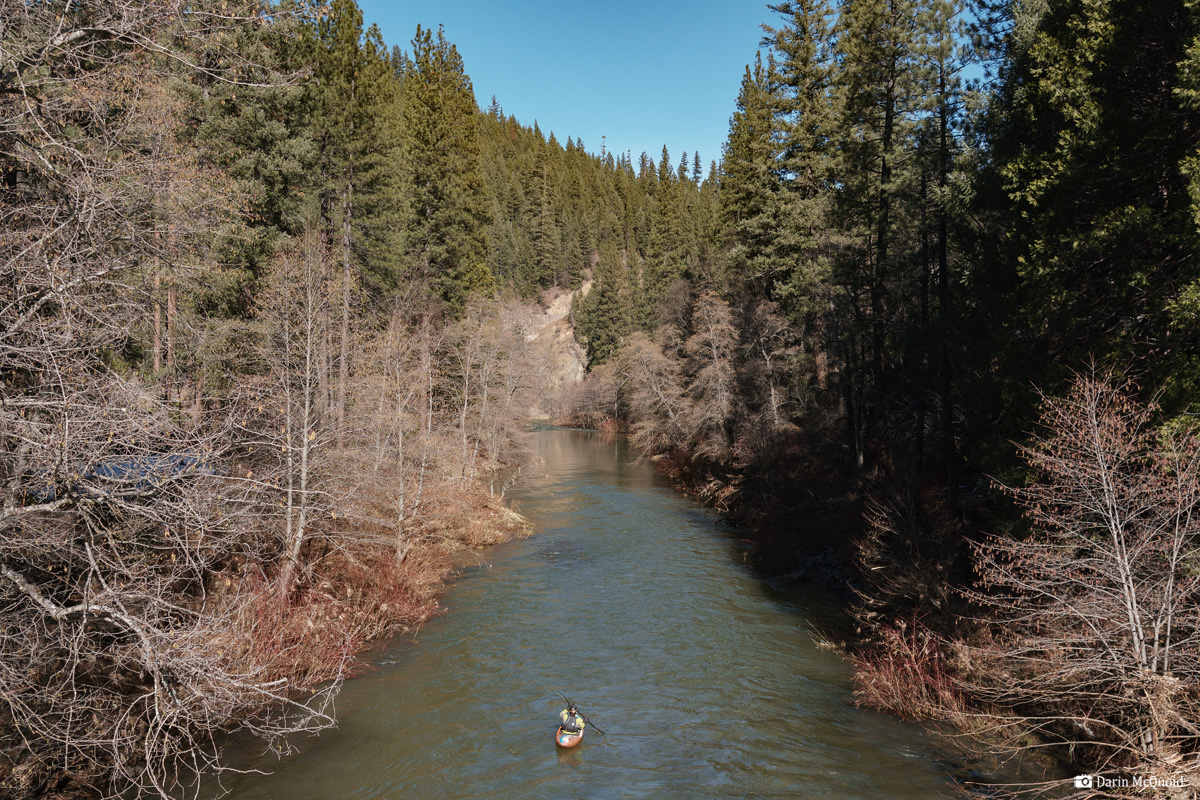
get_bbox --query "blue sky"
[357,0,770,171]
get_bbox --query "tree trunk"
[872,48,896,436]
[153,270,162,374]
[166,284,177,403]
[936,67,958,510]
[338,175,352,450]
[915,161,931,512]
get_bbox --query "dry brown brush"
[851,615,968,720]
[0,5,340,797]
[850,487,970,722]
[0,3,539,798]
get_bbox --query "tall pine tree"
[401,24,494,311]
[719,53,782,295]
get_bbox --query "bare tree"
[247,227,339,599]
[564,360,625,429]
[0,5,340,797]
[964,373,1200,796]
[620,332,688,456]
[406,313,443,550]
[738,298,801,432]
[445,300,529,484]
[354,299,437,564]
[0,436,342,798]
[684,291,742,463]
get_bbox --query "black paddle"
[555,690,606,736]
[581,714,606,736]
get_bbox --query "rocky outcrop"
[504,283,590,418]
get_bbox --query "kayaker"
[559,703,585,734]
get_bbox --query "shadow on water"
[207,428,961,800]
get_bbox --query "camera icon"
[1074,774,1094,789]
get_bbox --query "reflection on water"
[210,429,952,800]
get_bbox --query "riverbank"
[625,436,871,589]
[3,477,530,800]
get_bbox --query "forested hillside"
[3,0,1200,796]
[570,0,1200,500]
[0,2,686,797]
[558,0,1200,794]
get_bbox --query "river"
[211,428,952,799]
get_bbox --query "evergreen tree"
[401,24,494,310]
[306,0,404,441]
[830,0,923,454]
[762,0,837,321]
[719,53,782,294]
[186,5,316,312]
[985,0,1200,412]
[531,161,563,291]
[658,145,674,187]
[352,24,406,280]
[576,241,632,366]
[639,144,695,329]
[909,0,970,488]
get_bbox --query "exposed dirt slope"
[504,283,590,418]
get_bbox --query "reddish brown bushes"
[852,617,966,720]
[232,548,442,691]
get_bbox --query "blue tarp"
[30,454,214,502]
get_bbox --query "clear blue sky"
[357,0,769,171]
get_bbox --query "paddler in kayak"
[559,702,585,736]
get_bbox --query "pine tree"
[401,24,494,311]
[658,145,674,187]
[353,24,406,281]
[762,0,837,320]
[576,241,631,366]
[186,5,316,310]
[719,53,782,294]
[639,143,695,329]
[830,0,923,450]
[986,0,1200,409]
[910,0,970,490]
[306,0,404,442]
[531,160,563,290]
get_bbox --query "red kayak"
[555,725,584,748]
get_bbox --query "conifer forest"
[2,1,1200,797]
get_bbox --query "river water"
[212,429,952,799]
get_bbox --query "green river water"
[211,428,954,799]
